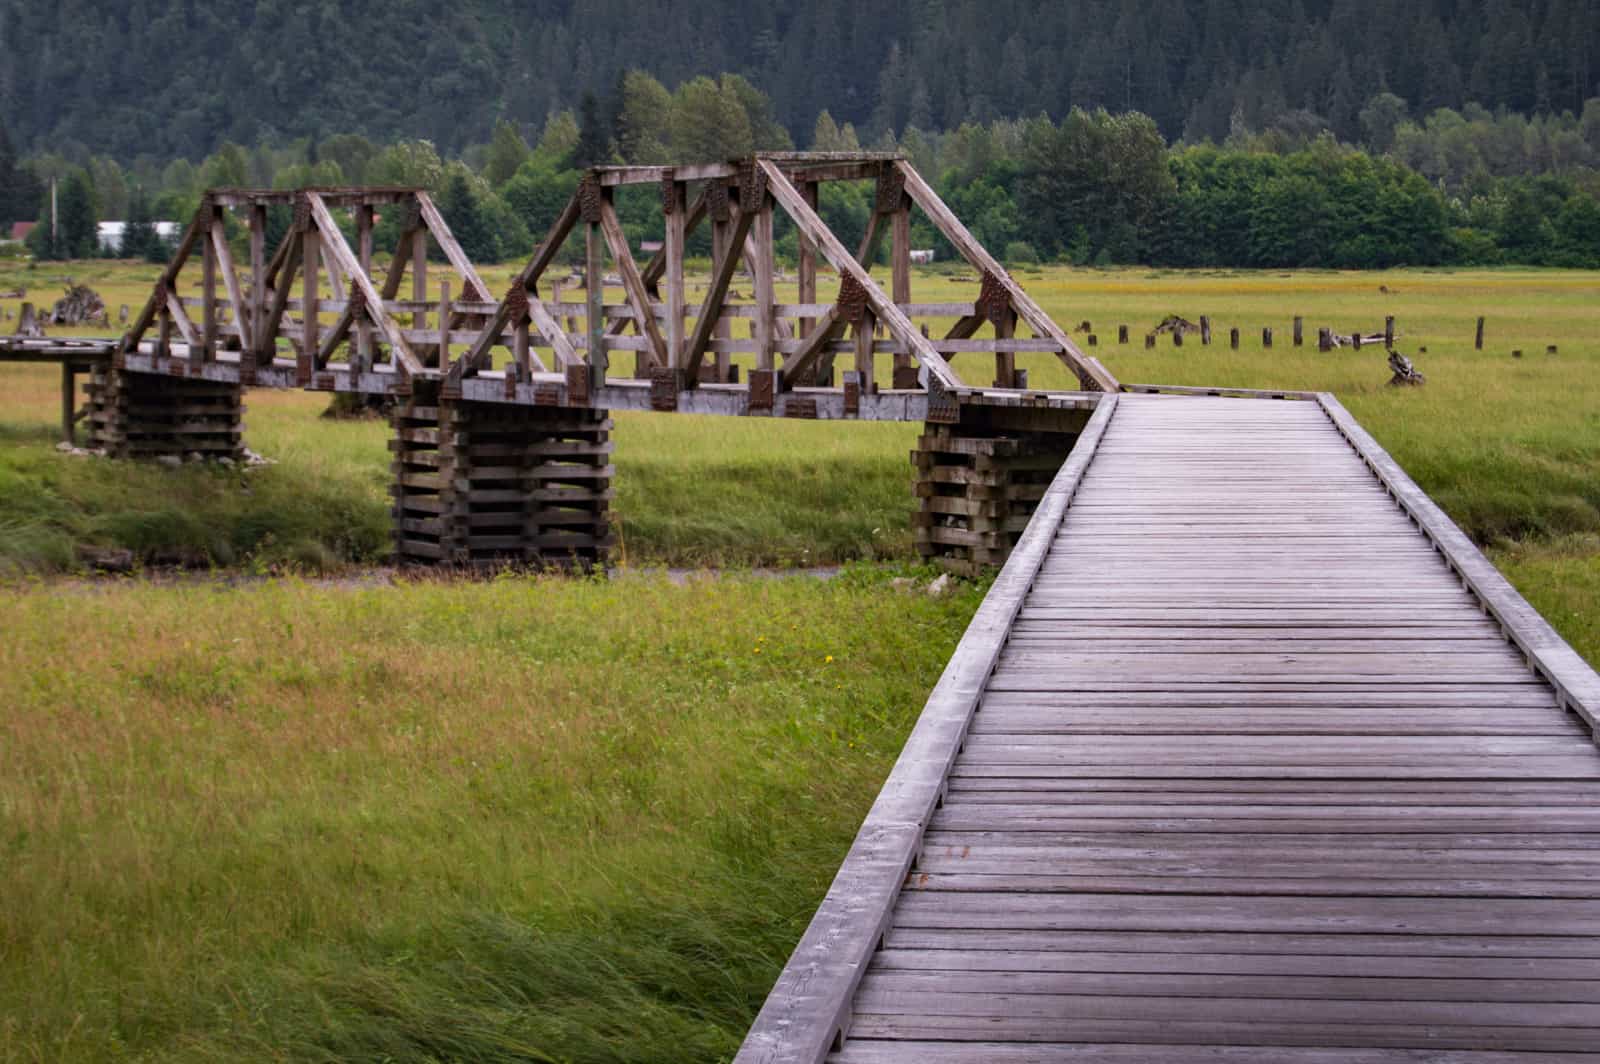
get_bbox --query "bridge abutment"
[85,366,245,461]
[912,404,1089,573]
[390,383,614,570]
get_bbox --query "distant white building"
[97,220,182,254]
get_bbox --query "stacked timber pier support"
[85,366,245,461]
[912,404,1089,572]
[390,382,614,570]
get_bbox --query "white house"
[97,221,182,254]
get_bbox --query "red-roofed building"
[6,221,34,242]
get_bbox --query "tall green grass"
[3,264,1597,571]
[0,568,982,1061]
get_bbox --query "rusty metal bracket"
[649,368,679,412]
[836,272,868,325]
[784,397,818,419]
[843,373,861,417]
[706,181,731,223]
[748,369,776,411]
[565,361,590,406]
[977,270,1010,326]
[874,165,907,215]
[740,160,768,208]
[578,174,604,224]
[534,381,561,406]
[659,172,678,214]
[927,375,960,424]
[502,283,530,325]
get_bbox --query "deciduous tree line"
[4,70,1599,270]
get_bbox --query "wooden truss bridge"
[5,155,1600,1055]
[2,153,1123,568]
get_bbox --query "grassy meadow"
[2,260,1598,569]
[2,258,1600,1061]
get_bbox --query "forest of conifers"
[1,0,1598,269]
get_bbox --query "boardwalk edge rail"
[1319,392,1600,734]
[734,393,1119,1064]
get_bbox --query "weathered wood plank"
[732,397,1118,1064]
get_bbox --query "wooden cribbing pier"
[739,392,1600,1061]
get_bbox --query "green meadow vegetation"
[2,261,1599,1061]
[0,569,986,1062]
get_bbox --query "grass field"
[2,261,1597,570]
[0,569,984,1062]
[2,260,1599,1061]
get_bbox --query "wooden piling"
[1229,327,1239,350]
[391,385,613,571]
[60,363,75,445]
[1144,333,1155,349]
[85,367,244,461]
[912,414,1082,574]
[1475,316,1485,350]
[1293,316,1303,346]
[1319,328,1332,352]
[1117,325,1128,344]
[1199,316,1211,345]
[437,279,452,370]
[1384,316,1395,347]
[1262,327,1272,348]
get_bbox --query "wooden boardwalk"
[739,393,1600,1063]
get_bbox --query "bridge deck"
[741,393,1600,1062]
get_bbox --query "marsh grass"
[0,567,982,1061]
[2,263,1597,570]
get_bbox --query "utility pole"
[50,177,57,254]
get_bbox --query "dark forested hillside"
[1,0,1596,161]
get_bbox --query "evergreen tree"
[483,119,532,187]
[1359,92,1410,153]
[614,70,673,163]
[57,170,97,258]
[571,92,611,168]
[436,169,500,262]
[0,118,41,226]
[121,185,158,260]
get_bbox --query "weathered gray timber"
[2,155,1122,569]
[735,396,1119,1064]
[738,393,1600,1062]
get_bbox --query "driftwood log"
[1152,314,1199,337]
[47,283,110,327]
[16,301,43,336]
[1388,349,1425,386]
